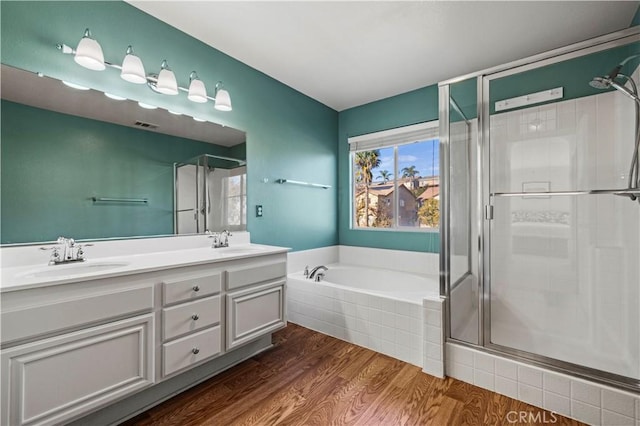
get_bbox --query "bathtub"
[315,264,439,302]
[286,262,442,370]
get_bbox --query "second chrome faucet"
[208,230,232,248]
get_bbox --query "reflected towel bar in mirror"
[92,197,148,203]
[275,179,331,189]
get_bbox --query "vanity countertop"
[1,244,289,293]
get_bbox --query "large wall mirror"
[1,64,247,245]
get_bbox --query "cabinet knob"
[191,314,199,321]
[192,348,200,355]
[192,285,200,292]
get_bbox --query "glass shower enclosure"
[440,28,640,390]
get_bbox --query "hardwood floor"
[122,324,583,425]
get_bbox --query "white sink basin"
[16,261,130,279]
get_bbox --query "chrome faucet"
[209,230,232,248]
[41,236,91,265]
[308,265,328,280]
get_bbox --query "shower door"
[483,37,640,384]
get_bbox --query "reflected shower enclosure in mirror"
[0,64,247,244]
[174,154,246,235]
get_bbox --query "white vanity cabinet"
[226,259,287,350]
[161,272,223,377]
[0,245,288,426]
[0,281,155,426]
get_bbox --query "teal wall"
[337,86,440,253]
[1,1,338,251]
[490,43,639,114]
[1,100,234,243]
[632,5,640,27]
[450,77,478,121]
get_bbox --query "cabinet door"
[226,280,286,350]
[1,314,154,426]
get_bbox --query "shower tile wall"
[489,89,640,380]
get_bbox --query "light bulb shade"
[214,88,232,111]
[156,68,178,95]
[74,29,105,71]
[188,78,208,103]
[120,48,147,84]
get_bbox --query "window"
[349,121,439,231]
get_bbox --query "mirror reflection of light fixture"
[57,28,233,112]
[74,28,105,71]
[214,82,232,111]
[138,102,158,110]
[188,71,208,103]
[62,80,90,90]
[104,92,127,100]
[120,46,146,84]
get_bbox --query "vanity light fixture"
[120,46,147,84]
[155,60,178,95]
[57,28,233,111]
[74,29,105,71]
[214,82,232,111]
[187,71,208,103]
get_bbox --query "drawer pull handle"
[191,314,199,321]
[192,348,200,355]
[192,285,200,292]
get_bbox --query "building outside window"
[349,121,439,231]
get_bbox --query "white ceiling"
[127,1,638,111]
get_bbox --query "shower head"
[589,76,611,89]
[588,72,640,106]
[590,61,628,89]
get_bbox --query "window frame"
[348,121,439,233]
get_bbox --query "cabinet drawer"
[226,261,286,291]
[227,281,286,350]
[1,314,154,426]
[162,272,222,306]
[1,285,154,344]
[162,326,221,377]
[162,296,221,341]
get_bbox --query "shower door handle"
[485,205,494,220]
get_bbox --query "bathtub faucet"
[308,265,328,280]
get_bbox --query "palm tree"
[354,150,380,226]
[378,170,391,183]
[401,165,419,179]
[401,165,419,190]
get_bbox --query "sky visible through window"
[374,138,439,182]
